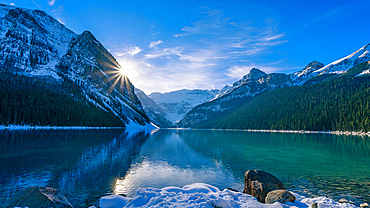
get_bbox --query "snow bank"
[124,120,158,132]
[99,183,357,208]
[0,125,124,130]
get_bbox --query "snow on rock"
[0,3,150,127]
[124,119,158,133]
[149,89,221,123]
[100,195,131,208]
[98,183,357,208]
[314,44,370,76]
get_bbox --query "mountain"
[177,68,300,127]
[179,44,370,129]
[206,64,370,131]
[134,88,173,128]
[148,89,221,123]
[0,4,149,127]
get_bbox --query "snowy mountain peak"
[232,68,266,87]
[243,68,266,80]
[314,44,370,75]
[0,4,149,126]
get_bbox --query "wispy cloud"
[48,0,56,6]
[117,10,288,93]
[225,65,280,79]
[149,40,163,48]
[32,1,43,10]
[302,7,342,28]
[115,46,143,57]
[51,6,65,24]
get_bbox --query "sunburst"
[105,59,136,95]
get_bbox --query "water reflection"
[115,129,370,206]
[114,130,241,196]
[0,129,150,207]
[1,129,369,207]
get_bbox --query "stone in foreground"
[3,186,72,208]
[265,189,296,204]
[360,203,369,208]
[243,169,286,203]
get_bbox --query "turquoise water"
[0,129,369,207]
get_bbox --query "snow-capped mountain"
[290,61,325,86]
[148,89,221,123]
[134,88,173,127]
[0,4,149,126]
[178,69,295,127]
[179,44,370,128]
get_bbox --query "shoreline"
[173,128,370,137]
[0,125,125,130]
[1,125,369,137]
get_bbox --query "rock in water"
[265,189,296,204]
[339,198,348,203]
[360,203,369,208]
[3,186,72,208]
[243,170,286,203]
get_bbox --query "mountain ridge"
[178,44,370,128]
[0,3,150,127]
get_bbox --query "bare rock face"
[265,189,296,204]
[3,186,72,208]
[243,170,286,203]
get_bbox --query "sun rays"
[104,59,136,95]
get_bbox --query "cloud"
[225,65,280,79]
[302,7,342,28]
[48,0,56,6]
[10,3,15,6]
[51,6,65,24]
[116,10,288,93]
[116,46,143,57]
[149,40,163,48]
[127,46,142,56]
[225,66,253,79]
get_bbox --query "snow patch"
[98,183,358,208]
[125,119,158,133]
[0,125,124,130]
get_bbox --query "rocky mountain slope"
[148,89,223,123]
[0,4,149,127]
[179,44,370,128]
[134,88,173,128]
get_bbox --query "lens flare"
[104,59,136,95]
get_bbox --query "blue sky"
[3,0,370,93]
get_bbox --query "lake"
[0,129,369,207]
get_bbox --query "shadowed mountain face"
[0,4,149,126]
[135,88,173,128]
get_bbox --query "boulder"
[339,198,348,203]
[311,202,319,208]
[3,186,72,208]
[243,170,285,203]
[360,203,369,208]
[265,189,296,204]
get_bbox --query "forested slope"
[196,73,370,132]
[0,71,124,127]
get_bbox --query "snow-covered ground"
[0,125,124,130]
[98,183,357,208]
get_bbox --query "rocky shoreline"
[4,170,368,208]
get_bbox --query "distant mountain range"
[0,4,149,127]
[178,44,370,131]
[147,89,228,123]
